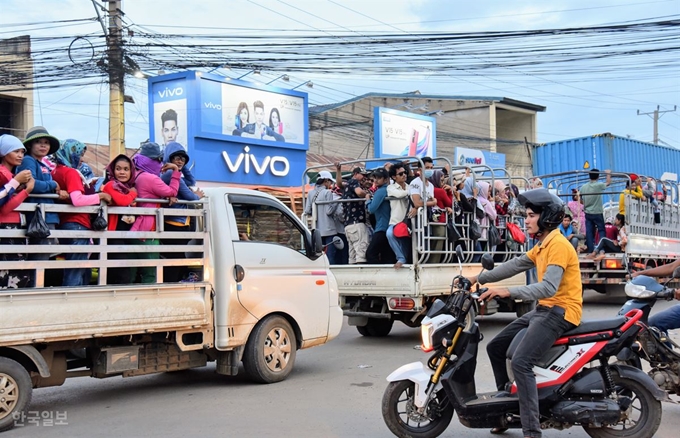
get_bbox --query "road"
[6,291,680,438]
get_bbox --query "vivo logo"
[204,102,221,110]
[222,146,289,176]
[158,87,184,98]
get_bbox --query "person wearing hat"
[130,141,182,283]
[340,166,371,264]
[52,139,112,287]
[618,173,644,216]
[159,141,205,281]
[0,134,35,289]
[303,170,348,265]
[17,126,69,261]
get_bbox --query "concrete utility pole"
[107,0,125,159]
[637,105,677,145]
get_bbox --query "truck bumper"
[327,305,343,341]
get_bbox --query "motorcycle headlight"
[625,283,655,299]
[421,322,434,352]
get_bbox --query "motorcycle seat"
[562,316,627,336]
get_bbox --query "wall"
[0,35,34,137]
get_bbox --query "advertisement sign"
[374,108,436,158]
[151,77,189,149]
[454,146,506,170]
[148,71,309,187]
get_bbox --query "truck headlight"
[421,322,434,352]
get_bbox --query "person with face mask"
[408,157,438,262]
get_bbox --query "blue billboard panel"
[374,108,436,158]
[148,71,309,187]
[454,146,506,172]
[193,138,306,187]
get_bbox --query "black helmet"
[518,188,565,231]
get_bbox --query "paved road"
[6,291,680,438]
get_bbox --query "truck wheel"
[243,316,297,384]
[356,325,371,337]
[0,357,32,433]
[366,319,393,337]
[515,301,536,317]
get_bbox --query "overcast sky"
[2,0,679,152]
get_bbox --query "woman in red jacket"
[101,154,137,284]
[0,134,35,288]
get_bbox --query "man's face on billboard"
[254,107,265,125]
[162,120,178,144]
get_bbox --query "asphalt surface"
[5,290,680,438]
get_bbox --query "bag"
[446,218,462,243]
[26,205,51,240]
[393,197,413,239]
[92,207,108,231]
[488,221,501,247]
[469,220,482,241]
[506,222,526,244]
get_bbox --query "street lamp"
[266,74,290,85]
[291,80,313,90]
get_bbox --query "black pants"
[366,230,396,264]
[487,306,575,438]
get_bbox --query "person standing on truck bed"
[386,163,411,269]
[336,166,371,264]
[305,170,348,264]
[16,127,69,266]
[0,134,35,289]
[130,142,181,284]
[366,167,396,264]
[579,168,612,254]
[618,174,644,216]
[52,139,112,287]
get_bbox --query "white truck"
[542,171,680,295]
[0,187,342,432]
[303,160,532,337]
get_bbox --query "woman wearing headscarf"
[52,139,112,287]
[427,169,452,263]
[472,180,497,262]
[101,154,138,284]
[130,142,181,283]
[0,135,35,288]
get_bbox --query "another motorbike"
[381,248,667,438]
[617,267,680,396]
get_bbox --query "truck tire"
[515,301,536,317]
[243,316,297,384]
[357,319,394,337]
[0,357,32,432]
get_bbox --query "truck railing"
[303,160,529,265]
[1,197,210,288]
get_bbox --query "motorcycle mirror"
[455,245,464,275]
[481,253,495,271]
[673,266,680,280]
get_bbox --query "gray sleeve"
[508,265,565,301]
[478,254,535,284]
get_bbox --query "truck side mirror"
[673,266,680,279]
[311,229,323,255]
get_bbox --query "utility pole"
[637,105,677,145]
[107,0,125,159]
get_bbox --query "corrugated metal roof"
[309,92,546,115]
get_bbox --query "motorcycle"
[381,247,668,438]
[617,266,680,396]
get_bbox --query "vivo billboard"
[148,71,309,187]
[374,108,436,159]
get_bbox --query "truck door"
[228,195,331,342]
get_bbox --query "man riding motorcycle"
[632,258,680,333]
[467,188,583,438]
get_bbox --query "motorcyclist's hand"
[631,271,641,278]
[478,288,510,303]
[467,275,478,286]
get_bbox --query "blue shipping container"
[533,133,679,182]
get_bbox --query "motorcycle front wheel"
[382,380,454,438]
[582,371,661,438]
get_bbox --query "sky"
[1,0,679,152]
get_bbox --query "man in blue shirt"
[558,213,583,251]
[366,168,395,264]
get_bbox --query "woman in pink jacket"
[130,142,180,283]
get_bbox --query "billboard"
[374,108,436,158]
[454,146,506,170]
[148,71,309,187]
